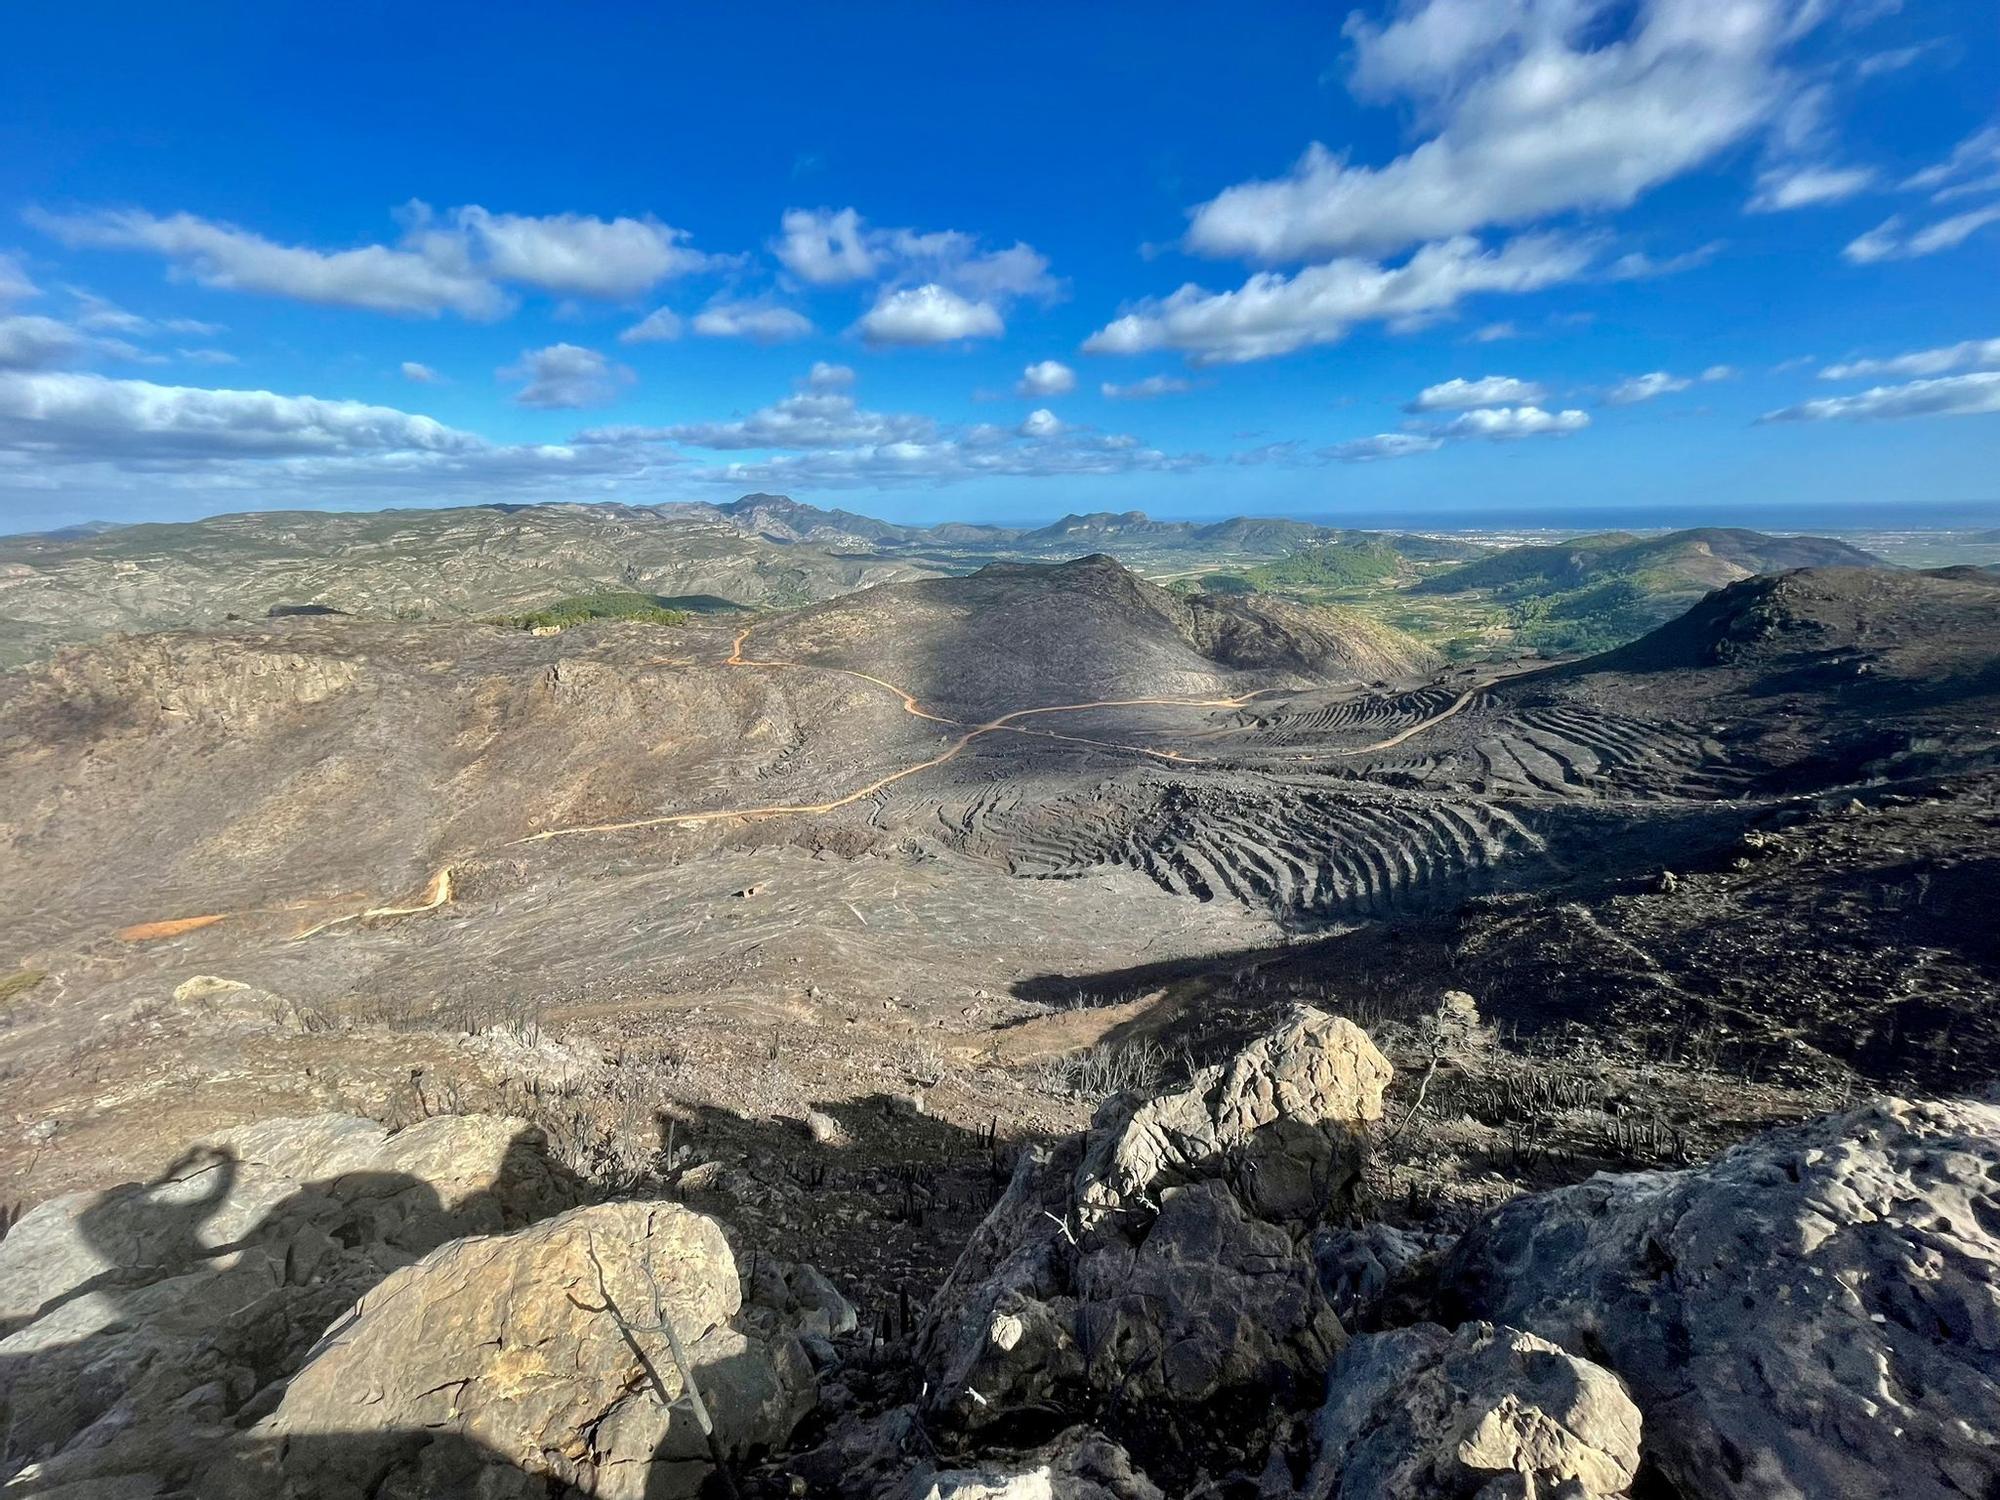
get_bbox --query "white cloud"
[619,307,684,344]
[690,301,814,343]
[1326,431,1445,462]
[1470,321,1518,342]
[0,310,172,371]
[400,361,443,383]
[0,370,484,458]
[1017,360,1076,396]
[1747,164,1876,211]
[1854,43,1933,79]
[773,207,1059,304]
[1903,125,2000,201]
[1604,241,1725,280]
[1101,374,1194,399]
[31,202,720,318]
[177,348,237,366]
[1440,405,1589,439]
[805,361,854,391]
[1185,0,1816,264]
[0,253,36,303]
[1407,374,1548,411]
[1019,408,1064,438]
[855,283,1004,347]
[693,428,1199,490]
[772,207,879,285]
[661,386,933,451]
[1844,207,2000,263]
[441,206,711,299]
[33,206,508,318]
[1700,364,1738,381]
[0,315,87,371]
[1760,372,2000,422]
[1605,370,1693,405]
[1820,338,2000,381]
[500,343,632,409]
[1083,233,1589,365]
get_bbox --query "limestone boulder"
[0,1113,577,1490]
[1075,1009,1389,1236]
[1444,1095,2000,1500]
[919,1009,1384,1446]
[1305,1321,1641,1499]
[205,1199,812,1499]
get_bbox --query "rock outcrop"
[210,1200,816,1499]
[0,1113,577,1490]
[1444,1095,2000,1500]
[1305,1321,1641,1500]
[907,1426,1165,1500]
[918,1009,1388,1455]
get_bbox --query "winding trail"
[122,621,1508,942]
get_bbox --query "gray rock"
[1304,1321,1640,1499]
[918,1009,1386,1438]
[1074,1008,1389,1237]
[1312,1222,1441,1327]
[206,1200,814,1500]
[1445,1095,2000,1500]
[0,1114,577,1491]
[909,1426,1164,1500]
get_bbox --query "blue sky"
[2,0,1997,531]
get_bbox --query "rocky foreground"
[1,1010,1995,1499]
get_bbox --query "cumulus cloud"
[1083,233,1589,365]
[1184,0,1817,264]
[1748,164,1876,211]
[1101,375,1194,399]
[1017,360,1076,396]
[1325,431,1446,462]
[0,370,484,459]
[772,207,879,285]
[440,205,712,299]
[0,370,681,515]
[690,301,814,343]
[500,343,632,410]
[619,307,684,344]
[1820,338,2000,381]
[1440,405,1589,439]
[1605,371,1692,405]
[606,368,1200,490]
[1844,207,2000,263]
[773,207,1059,304]
[32,207,508,318]
[660,384,934,451]
[31,202,720,318]
[400,361,442,383]
[1760,372,2000,423]
[855,283,1003,347]
[1406,374,1548,411]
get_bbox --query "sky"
[1,0,1997,533]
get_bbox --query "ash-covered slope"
[757,553,1434,718]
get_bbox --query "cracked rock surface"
[1444,1094,2000,1500]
